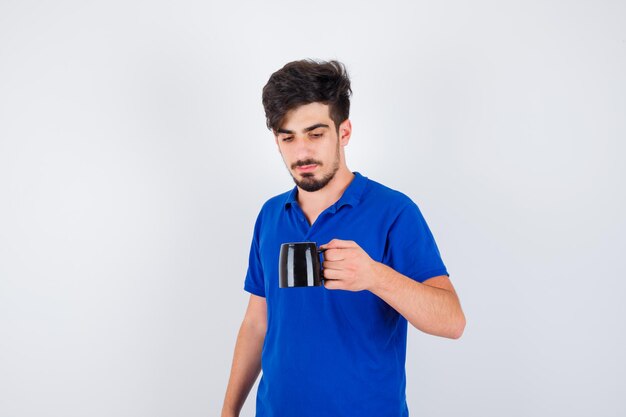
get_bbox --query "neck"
[296,167,355,213]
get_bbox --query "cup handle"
[317,247,326,280]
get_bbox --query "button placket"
[290,203,310,235]
[305,206,336,240]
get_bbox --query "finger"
[320,239,356,250]
[323,279,340,290]
[322,249,346,262]
[324,247,360,261]
[323,260,346,270]
[321,267,337,280]
[318,240,336,250]
[321,267,348,281]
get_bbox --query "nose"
[293,135,316,160]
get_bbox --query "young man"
[221,60,465,417]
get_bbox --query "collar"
[284,171,368,212]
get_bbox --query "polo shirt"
[244,171,448,417]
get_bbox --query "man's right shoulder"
[249,189,291,233]
[259,189,292,213]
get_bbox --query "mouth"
[295,164,318,173]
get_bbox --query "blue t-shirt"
[244,172,448,417]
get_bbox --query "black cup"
[279,242,326,288]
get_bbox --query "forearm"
[370,263,465,339]
[221,320,266,417]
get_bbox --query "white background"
[1,1,624,416]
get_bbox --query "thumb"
[319,238,348,250]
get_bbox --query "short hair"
[262,59,352,132]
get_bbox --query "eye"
[310,132,323,139]
[281,136,294,142]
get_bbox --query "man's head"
[262,59,353,192]
[262,59,352,133]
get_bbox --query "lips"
[296,164,317,172]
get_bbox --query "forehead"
[280,102,334,131]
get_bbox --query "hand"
[319,239,380,292]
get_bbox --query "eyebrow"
[276,123,330,135]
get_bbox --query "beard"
[294,163,339,192]
[289,143,341,192]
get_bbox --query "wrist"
[368,261,390,293]
[221,409,238,417]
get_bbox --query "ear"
[338,119,352,146]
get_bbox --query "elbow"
[412,314,466,339]
[450,312,466,340]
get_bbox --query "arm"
[221,294,267,417]
[370,267,465,339]
[321,239,465,339]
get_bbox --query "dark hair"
[262,59,352,132]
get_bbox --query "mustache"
[291,159,323,169]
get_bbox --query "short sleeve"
[383,201,449,283]
[243,212,266,297]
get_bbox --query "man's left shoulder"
[362,176,418,210]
